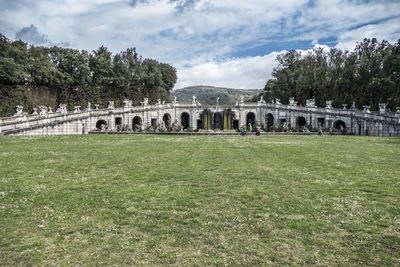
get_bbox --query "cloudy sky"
[1,0,399,89]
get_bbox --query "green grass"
[0,135,399,266]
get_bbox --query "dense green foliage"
[172,85,260,105]
[0,135,399,265]
[0,34,177,117]
[259,38,400,110]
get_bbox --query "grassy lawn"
[0,135,399,266]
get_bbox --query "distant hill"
[171,86,261,105]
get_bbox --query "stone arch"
[265,113,274,131]
[214,112,223,130]
[163,113,171,128]
[132,116,142,131]
[96,120,107,130]
[333,120,346,130]
[296,116,306,127]
[246,112,256,129]
[180,112,190,129]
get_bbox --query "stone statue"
[192,95,197,105]
[173,96,177,104]
[217,97,220,106]
[289,97,297,106]
[363,105,371,113]
[142,98,149,106]
[86,102,92,111]
[108,101,114,109]
[157,99,161,105]
[240,95,244,103]
[306,99,315,107]
[248,123,252,132]
[14,105,23,116]
[57,104,67,114]
[351,102,356,110]
[123,99,132,108]
[379,103,387,114]
[74,106,81,113]
[38,106,48,117]
[326,100,332,109]
[275,98,281,105]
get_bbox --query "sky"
[1,0,399,89]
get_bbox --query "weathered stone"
[14,105,23,117]
[1,98,399,136]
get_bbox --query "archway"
[296,116,306,128]
[181,112,190,129]
[132,116,142,131]
[333,120,346,130]
[265,113,274,131]
[246,112,256,130]
[96,120,107,130]
[213,112,223,130]
[163,113,171,128]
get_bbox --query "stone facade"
[1,97,399,136]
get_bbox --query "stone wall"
[1,97,399,136]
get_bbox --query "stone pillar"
[109,113,115,131]
[239,107,245,128]
[289,111,295,128]
[273,108,279,128]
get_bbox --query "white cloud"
[1,0,399,89]
[176,52,281,89]
[336,17,400,51]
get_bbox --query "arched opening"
[213,112,223,130]
[132,116,142,131]
[181,112,190,129]
[163,113,171,128]
[96,120,107,130]
[333,120,346,131]
[115,117,122,126]
[265,113,274,131]
[296,116,306,128]
[317,118,325,128]
[246,112,256,130]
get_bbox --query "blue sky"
[0,0,399,89]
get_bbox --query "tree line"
[0,34,177,117]
[257,38,400,111]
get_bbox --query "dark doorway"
[96,120,107,130]
[151,119,157,129]
[317,118,325,127]
[233,120,239,130]
[246,112,256,129]
[333,120,346,130]
[266,113,274,131]
[163,113,171,128]
[214,112,223,130]
[197,120,203,130]
[296,116,306,127]
[115,117,122,126]
[132,116,142,131]
[181,112,190,129]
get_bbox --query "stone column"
[109,113,115,131]
[239,107,245,128]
